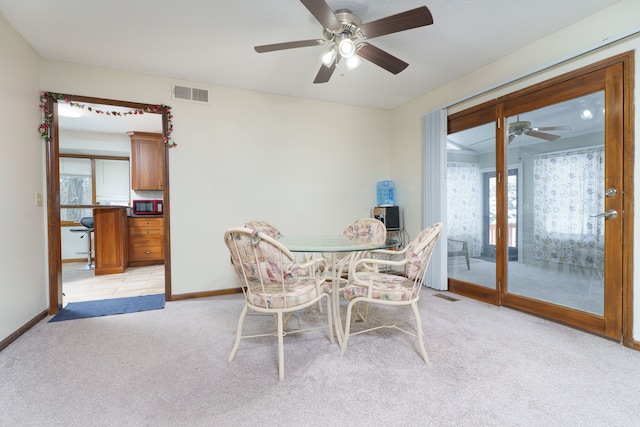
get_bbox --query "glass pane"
[447,122,496,288]
[61,207,93,222]
[95,159,130,206]
[60,158,92,221]
[506,91,605,315]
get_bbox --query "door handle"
[590,209,618,219]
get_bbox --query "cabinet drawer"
[130,235,163,246]
[129,217,163,227]
[130,244,164,261]
[127,216,164,264]
[129,235,163,261]
[129,226,164,236]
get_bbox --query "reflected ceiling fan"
[508,118,571,143]
[254,0,434,83]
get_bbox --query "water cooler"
[374,181,401,230]
[373,206,401,231]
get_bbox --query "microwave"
[132,199,163,215]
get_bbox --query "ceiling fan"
[508,118,571,143]
[254,0,434,83]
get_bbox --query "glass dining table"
[279,235,398,346]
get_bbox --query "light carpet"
[1,288,639,426]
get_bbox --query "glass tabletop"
[279,236,398,253]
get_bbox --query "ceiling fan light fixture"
[338,36,356,58]
[345,55,361,70]
[321,46,337,66]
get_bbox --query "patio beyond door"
[445,57,629,339]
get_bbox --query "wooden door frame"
[447,51,634,346]
[44,93,173,314]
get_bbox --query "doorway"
[43,94,173,314]
[445,52,633,342]
[482,167,520,262]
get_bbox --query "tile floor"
[62,262,165,306]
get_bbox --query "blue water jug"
[377,180,395,206]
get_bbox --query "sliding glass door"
[447,120,497,299]
[445,55,630,339]
[505,93,606,315]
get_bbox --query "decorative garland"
[39,91,176,147]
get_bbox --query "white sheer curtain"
[533,147,605,269]
[446,162,482,257]
[422,109,447,290]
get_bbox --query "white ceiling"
[0,0,620,112]
[57,102,163,135]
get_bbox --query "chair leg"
[353,301,370,323]
[411,301,429,364]
[325,294,334,344]
[340,300,357,356]
[228,305,248,362]
[463,241,470,270]
[282,312,292,329]
[277,311,285,381]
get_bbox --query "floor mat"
[48,294,165,322]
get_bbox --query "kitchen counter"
[128,213,163,218]
[93,207,128,275]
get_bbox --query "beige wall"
[389,0,640,338]
[0,15,46,340]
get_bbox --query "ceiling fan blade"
[470,136,495,146]
[300,0,342,31]
[313,57,339,83]
[357,43,408,74]
[527,130,561,141]
[534,126,571,131]
[509,134,516,143]
[359,6,433,39]
[255,39,326,53]
[447,140,477,152]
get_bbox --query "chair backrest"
[224,227,298,286]
[342,218,386,245]
[404,222,442,280]
[80,217,94,229]
[243,220,283,240]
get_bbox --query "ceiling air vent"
[172,83,210,104]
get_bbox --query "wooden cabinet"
[94,207,129,275]
[128,217,164,266]
[128,131,164,191]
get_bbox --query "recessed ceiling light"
[580,109,594,120]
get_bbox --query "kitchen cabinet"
[94,207,128,275]
[128,131,164,191]
[128,217,164,266]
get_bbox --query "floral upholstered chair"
[340,222,442,363]
[243,220,283,240]
[243,220,321,278]
[224,227,333,381]
[328,218,388,283]
[342,218,387,245]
